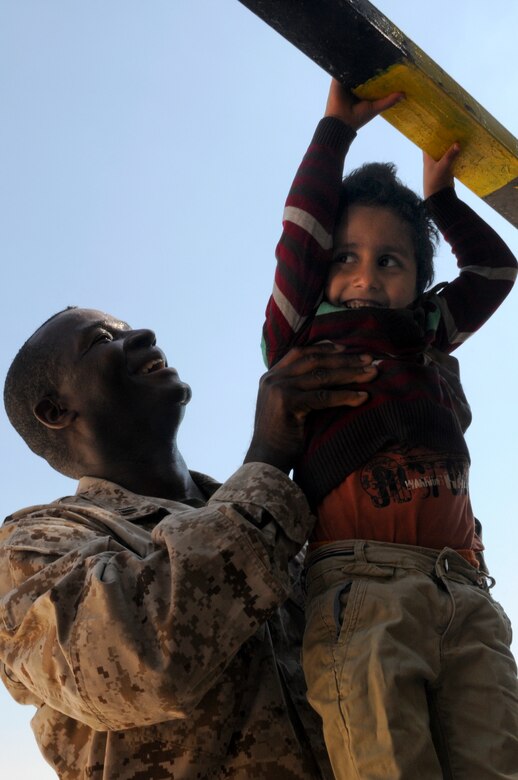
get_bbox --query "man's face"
[31,308,191,441]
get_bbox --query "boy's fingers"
[372,91,405,114]
[423,143,460,165]
[350,91,404,129]
[435,143,461,168]
[442,142,461,164]
[423,142,460,197]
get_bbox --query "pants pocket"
[333,578,368,647]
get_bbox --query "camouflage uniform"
[0,463,332,779]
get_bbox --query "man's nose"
[123,329,157,349]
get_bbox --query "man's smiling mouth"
[137,358,166,375]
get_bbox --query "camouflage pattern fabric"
[0,463,332,778]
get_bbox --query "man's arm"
[0,346,376,731]
[423,147,517,351]
[0,469,306,730]
[262,80,403,367]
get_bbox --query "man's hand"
[244,344,377,473]
[325,78,404,131]
[423,143,460,198]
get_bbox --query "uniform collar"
[74,471,220,519]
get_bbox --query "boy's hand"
[325,78,404,130]
[423,143,460,198]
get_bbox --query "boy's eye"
[378,255,398,268]
[334,253,355,264]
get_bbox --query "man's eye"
[93,332,113,344]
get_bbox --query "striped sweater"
[263,117,517,506]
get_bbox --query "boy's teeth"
[344,300,381,309]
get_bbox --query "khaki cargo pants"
[303,541,518,779]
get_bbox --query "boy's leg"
[303,558,447,780]
[428,575,518,779]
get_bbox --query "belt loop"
[354,540,367,562]
[477,573,496,590]
[434,548,447,580]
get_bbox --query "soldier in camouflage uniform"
[0,307,376,779]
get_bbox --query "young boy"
[263,80,518,778]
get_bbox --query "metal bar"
[238,0,518,228]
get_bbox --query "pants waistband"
[305,540,494,589]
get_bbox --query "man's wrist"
[211,461,312,548]
[243,443,293,474]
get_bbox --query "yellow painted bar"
[354,63,518,201]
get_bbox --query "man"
[0,307,376,779]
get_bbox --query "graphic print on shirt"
[360,448,469,509]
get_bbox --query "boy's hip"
[304,539,495,607]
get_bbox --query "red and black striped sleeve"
[262,117,356,367]
[426,187,517,352]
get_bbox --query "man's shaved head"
[4,307,79,476]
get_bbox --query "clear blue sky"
[1,1,516,776]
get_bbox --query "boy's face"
[326,204,417,309]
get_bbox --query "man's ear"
[33,397,77,430]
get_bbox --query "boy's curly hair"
[338,162,438,295]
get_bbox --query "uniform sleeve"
[0,463,313,731]
[425,187,517,351]
[262,117,356,367]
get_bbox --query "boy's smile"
[326,204,418,309]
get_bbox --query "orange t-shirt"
[313,446,482,566]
